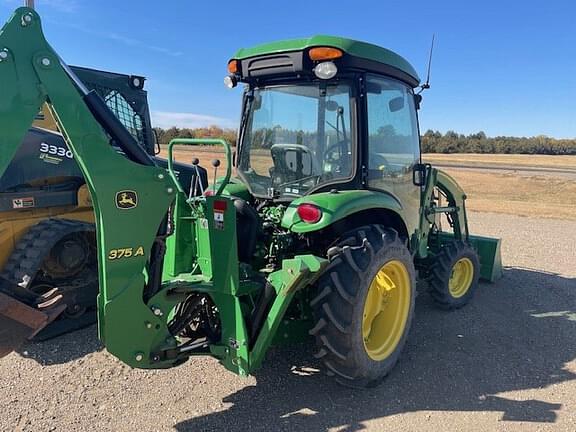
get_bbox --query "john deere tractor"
[0,8,501,387]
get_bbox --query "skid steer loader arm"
[0,8,178,358]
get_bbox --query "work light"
[314,61,338,80]
[224,75,238,89]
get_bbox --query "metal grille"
[80,80,150,151]
[103,90,145,144]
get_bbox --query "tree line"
[421,130,576,155]
[153,126,576,155]
[154,126,237,147]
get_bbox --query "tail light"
[297,203,322,223]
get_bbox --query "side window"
[366,75,420,179]
[104,90,144,144]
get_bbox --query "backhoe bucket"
[0,291,64,358]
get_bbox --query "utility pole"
[25,0,35,9]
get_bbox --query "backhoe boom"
[0,7,178,362]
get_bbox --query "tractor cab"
[229,36,422,207]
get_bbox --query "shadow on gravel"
[176,267,576,432]
[16,325,102,366]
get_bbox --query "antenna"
[417,34,435,94]
[25,0,35,8]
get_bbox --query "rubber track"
[1,218,95,305]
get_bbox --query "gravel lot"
[1,212,575,432]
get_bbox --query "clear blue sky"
[1,0,575,138]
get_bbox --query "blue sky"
[1,0,575,138]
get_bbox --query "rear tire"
[428,241,480,310]
[310,225,416,388]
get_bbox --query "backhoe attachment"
[0,8,327,371]
[0,7,176,359]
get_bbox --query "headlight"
[130,75,145,89]
[313,61,338,80]
[224,75,238,89]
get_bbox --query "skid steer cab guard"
[0,8,501,386]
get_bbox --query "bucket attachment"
[0,291,65,358]
[466,234,503,282]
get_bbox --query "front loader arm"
[0,8,179,364]
[417,166,502,282]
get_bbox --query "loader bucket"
[467,234,503,282]
[0,292,64,358]
[436,232,503,282]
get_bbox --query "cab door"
[364,74,422,236]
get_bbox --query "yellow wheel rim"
[449,257,474,298]
[362,260,411,361]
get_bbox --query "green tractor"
[0,8,501,387]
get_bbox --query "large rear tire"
[310,225,416,388]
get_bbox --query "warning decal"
[12,197,35,209]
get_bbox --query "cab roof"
[233,35,420,86]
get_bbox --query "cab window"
[366,75,420,184]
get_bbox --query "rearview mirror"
[389,96,405,113]
[325,100,339,112]
[414,94,423,110]
[412,163,429,187]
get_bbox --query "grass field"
[424,153,576,169]
[160,146,576,220]
[434,168,576,220]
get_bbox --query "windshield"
[237,82,353,198]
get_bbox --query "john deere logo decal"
[115,190,138,209]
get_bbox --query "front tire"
[310,225,416,388]
[428,241,480,310]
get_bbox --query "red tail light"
[297,204,322,223]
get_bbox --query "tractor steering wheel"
[323,140,351,173]
[369,153,391,171]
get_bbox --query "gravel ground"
[1,212,575,432]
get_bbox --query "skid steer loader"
[0,7,501,387]
[0,64,207,342]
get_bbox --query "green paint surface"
[233,34,419,83]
